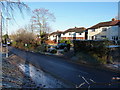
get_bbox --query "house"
[48,31,63,43]
[61,27,86,40]
[87,18,120,41]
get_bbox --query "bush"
[49,49,57,54]
[60,39,72,44]
[36,43,48,52]
[12,41,17,47]
[73,40,113,64]
[76,52,100,65]
[64,47,68,52]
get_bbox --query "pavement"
[8,46,120,88]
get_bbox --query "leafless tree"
[0,0,29,18]
[10,28,36,44]
[0,0,29,52]
[31,8,55,35]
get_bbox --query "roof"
[49,31,63,36]
[63,27,86,33]
[88,20,120,29]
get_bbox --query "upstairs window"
[92,29,95,32]
[102,28,107,31]
[63,33,65,35]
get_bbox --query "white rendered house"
[48,31,63,43]
[61,27,86,40]
[87,18,120,41]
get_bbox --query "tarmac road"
[9,46,120,88]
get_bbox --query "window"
[116,36,118,40]
[101,36,106,38]
[112,36,118,40]
[102,28,107,31]
[92,29,95,32]
[112,36,114,40]
[63,33,65,35]
[95,36,97,40]
[79,33,82,35]
[69,33,71,35]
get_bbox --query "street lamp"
[6,17,11,58]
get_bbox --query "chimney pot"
[112,18,116,21]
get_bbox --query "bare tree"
[0,0,29,52]
[0,0,29,18]
[10,28,37,50]
[11,28,35,43]
[31,8,55,35]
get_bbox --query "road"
[9,47,119,88]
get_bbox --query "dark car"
[56,43,67,49]
[2,44,6,47]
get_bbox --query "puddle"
[19,63,71,88]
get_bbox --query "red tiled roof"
[63,27,86,33]
[88,20,120,29]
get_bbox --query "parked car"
[47,45,57,54]
[56,43,67,49]
[7,42,11,46]
[2,44,6,47]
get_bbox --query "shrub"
[64,47,68,52]
[73,40,113,64]
[76,52,100,65]
[60,39,72,44]
[50,49,57,54]
[36,43,48,52]
[12,41,17,47]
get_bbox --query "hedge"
[73,40,114,64]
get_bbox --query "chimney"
[112,18,116,21]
